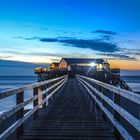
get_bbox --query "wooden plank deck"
[20,78,116,140]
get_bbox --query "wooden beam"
[77,78,134,140]
[0,75,67,99]
[77,74,140,104]
[113,92,121,139]
[16,91,24,138]
[0,75,67,140]
[33,87,39,119]
[77,76,140,132]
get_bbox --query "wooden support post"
[93,83,100,111]
[16,91,24,138]
[96,85,101,111]
[33,87,39,119]
[101,87,107,121]
[38,86,43,108]
[42,85,47,108]
[50,81,53,101]
[113,92,121,139]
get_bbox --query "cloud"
[29,51,137,61]
[39,37,119,53]
[14,37,38,40]
[28,52,87,58]
[0,56,13,59]
[119,48,140,57]
[0,60,45,76]
[39,38,58,42]
[60,39,119,52]
[50,58,60,62]
[101,35,113,41]
[29,52,67,57]
[15,36,119,53]
[92,30,117,35]
[127,52,140,56]
[101,53,137,60]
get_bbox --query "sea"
[121,76,140,93]
[0,76,37,113]
[0,76,140,113]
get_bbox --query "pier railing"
[76,74,140,140]
[0,75,67,140]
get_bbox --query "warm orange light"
[108,60,140,70]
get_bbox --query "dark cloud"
[39,37,119,53]
[127,52,140,56]
[14,37,38,40]
[102,53,137,60]
[39,38,58,42]
[16,36,119,53]
[101,35,113,41]
[60,39,119,52]
[92,30,117,35]
[120,48,140,56]
[133,52,140,55]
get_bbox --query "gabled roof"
[62,58,104,64]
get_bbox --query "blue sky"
[0,0,140,70]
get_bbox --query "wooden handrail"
[76,74,140,140]
[0,76,67,122]
[77,78,134,140]
[0,75,66,100]
[77,76,140,132]
[77,74,140,104]
[0,75,67,140]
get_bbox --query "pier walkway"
[21,78,115,140]
[0,74,140,140]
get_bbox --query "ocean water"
[121,76,140,93]
[0,76,37,92]
[0,76,37,113]
[0,76,139,113]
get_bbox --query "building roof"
[62,58,105,64]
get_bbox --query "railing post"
[42,85,47,108]
[100,87,107,121]
[113,91,121,139]
[33,87,39,119]
[16,91,24,138]
[50,81,54,101]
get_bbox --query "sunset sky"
[0,0,140,70]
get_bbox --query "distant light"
[90,62,96,67]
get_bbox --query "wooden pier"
[20,78,115,140]
[0,74,140,140]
